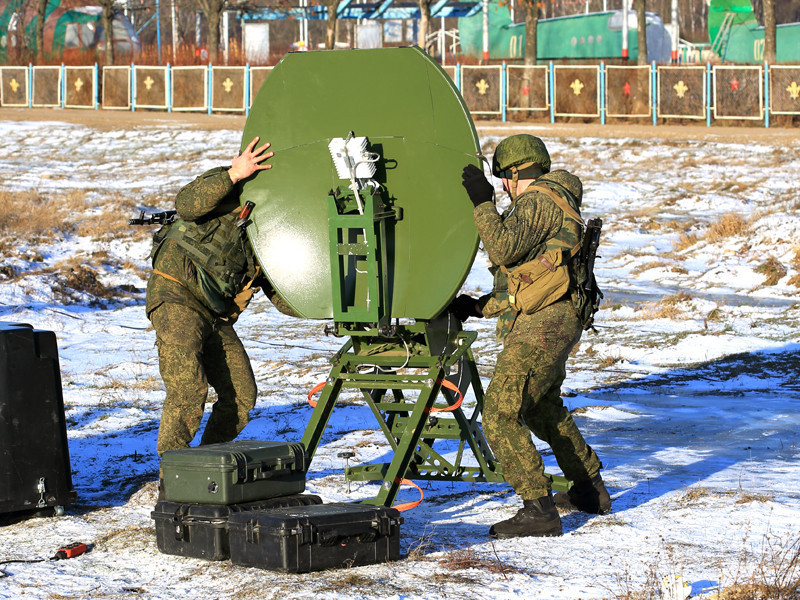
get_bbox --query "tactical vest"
[151,211,254,313]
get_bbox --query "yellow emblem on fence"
[787,81,800,100]
[10,78,20,93]
[476,79,489,95]
[570,79,584,95]
[74,78,84,91]
[673,80,689,98]
[223,78,234,93]
[144,76,154,90]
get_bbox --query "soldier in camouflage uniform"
[453,134,611,539]
[146,136,273,455]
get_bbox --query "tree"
[197,0,226,64]
[523,0,538,66]
[322,0,338,49]
[97,0,116,65]
[634,0,647,65]
[416,0,432,51]
[763,0,775,63]
[35,0,47,63]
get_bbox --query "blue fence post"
[501,61,507,122]
[131,63,136,112]
[61,63,65,109]
[167,64,172,113]
[245,64,251,117]
[706,62,711,127]
[764,62,770,129]
[455,63,461,92]
[28,63,33,108]
[94,63,99,110]
[549,61,555,123]
[208,63,213,115]
[651,61,657,126]
[600,61,605,125]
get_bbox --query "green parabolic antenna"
[240,46,481,320]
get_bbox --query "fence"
[1,62,798,126]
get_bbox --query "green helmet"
[491,134,551,178]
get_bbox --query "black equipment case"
[227,503,403,573]
[160,441,307,504]
[151,494,323,560]
[0,322,77,517]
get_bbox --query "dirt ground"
[1,106,797,144]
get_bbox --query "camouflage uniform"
[474,170,603,500]
[146,167,259,455]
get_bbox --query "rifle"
[129,210,178,226]
[581,217,602,295]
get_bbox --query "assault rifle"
[129,210,178,226]
[579,217,604,330]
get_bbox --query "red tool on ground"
[51,542,88,561]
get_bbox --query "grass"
[755,257,787,286]
[674,213,750,252]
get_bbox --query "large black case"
[151,494,323,560]
[0,322,76,517]
[228,503,403,573]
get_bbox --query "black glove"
[461,164,494,208]
[448,294,483,322]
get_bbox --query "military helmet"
[491,134,551,178]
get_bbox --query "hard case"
[228,503,403,573]
[160,441,307,504]
[151,494,323,560]
[0,322,77,517]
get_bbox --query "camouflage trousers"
[150,302,257,455]
[482,300,602,500]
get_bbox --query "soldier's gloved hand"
[448,294,483,322]
[461,164,494,208]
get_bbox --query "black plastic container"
[228,503,403,573]
[0,322,76,517]
[151,494,323,560]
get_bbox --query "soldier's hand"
[461,164,494,208]
[228,136,274,184]
[448,294,483,322]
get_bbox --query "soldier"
[453,134,610,539]
[146,136,273,455]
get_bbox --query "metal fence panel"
[32,66,61,108]
[712,65,763,120]
[134,66,168,110]
[460,65,502,115]
[506,65,549,112]
[657,66,706,120]
[171,66,207,112]
[769,66,800,115]
[606,65,651,118]
[211,67,246,113]
[554,65,599,118]
[249,67,272,107]
[102,66,131,110]
[442,65,458,90]
[0,67,29,107]
[65,66,94,109]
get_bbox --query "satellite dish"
[240,46,480,320]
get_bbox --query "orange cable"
[429,379,464,413]
[307,381,326,408]
[392,478,424,511]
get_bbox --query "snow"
[1,117,799,600]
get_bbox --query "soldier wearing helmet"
[452,134,610,539]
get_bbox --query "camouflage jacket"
[473,170,583,342]
[145,167,259,323]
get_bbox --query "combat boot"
[489,494,562,539]
[554,474,612,515]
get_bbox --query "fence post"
[28,63,33,108]
[764,62,769,129]
[651,61,657,126]
[549,61,555,123]
[94,63,99,110]
[455,63,461,92]
[501,61,507,123]
[131,63,136,112]
[208,63,213,115]
[706,62,711,127]
[60,63,65,109]
[167,64,172,113]
[600,61,605,126]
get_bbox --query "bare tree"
[763,0,775,63]
[96,0,116,65]
[322,0,338,49]
[416,0,432,51]
[634,0,647,64]
[523,0,538,65]
[197,0,226,63]
[35,0,47,63]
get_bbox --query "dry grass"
[635,292,694,320]
[755,257,788,286]
[674,213,750,252]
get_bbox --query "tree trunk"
[207,8,221,64]
[101,1,115,66]
[524,0,538,65]
[635,0,647,64]
[36,0,47,63]
[417,0,430,51]
[326,2,337,49]
[763,0,776,63]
